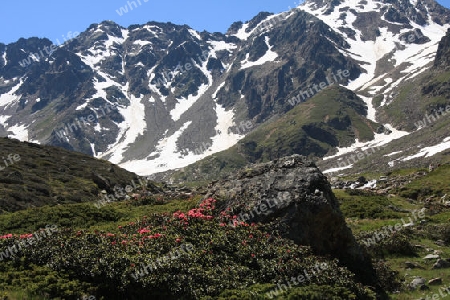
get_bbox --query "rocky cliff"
[434,28,450,69]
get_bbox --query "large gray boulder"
[206,154,375,284]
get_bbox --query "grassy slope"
[0,137,141,213]
[379,69,450,131]
[1,165,449,299]
[336,164,450,299]
[1,164,449,299]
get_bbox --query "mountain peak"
[301,0,450,26]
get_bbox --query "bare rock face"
[434,29,450,70]
[206,154,375,284]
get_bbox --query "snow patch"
[119,103,245,176]
[0,115,11,126]
[188,29,201,40]
[134,40,152,47]
[2,51,6,66]
[402,137,450,161]
[0,79,23,108]
[234,23,251,40]
[358,95,377,122]
[385,150,403,157]
[7,124,29,141]
[323,124,409,161]
[240,36,278,69]
[212,82,226,99]
[323,164,353,174]
[208,40,237,52]
[119,121,193,175]
[99,94,147,163]
[90,143,96,156]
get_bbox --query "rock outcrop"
[206,154,376,284]
[434,28,450,70]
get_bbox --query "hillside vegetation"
[0,137,141,212]
[1,137,450,299]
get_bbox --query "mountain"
[317,27,450,176]
[2,2,450,299]
[0,0,449,180]
[157,85,385,183]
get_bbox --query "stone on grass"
[428,278,442,285]
[410,277,426,290]
[423,254,439,260]
[433,259,450,269]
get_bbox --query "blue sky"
[0,0,449,45]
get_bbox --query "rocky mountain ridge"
[0,0,449,179]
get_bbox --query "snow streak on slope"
[241,36,278,69]
[0,79,22,108]
[358,95,377,122]
[119,121,194,176]
[98,94,147,163]
[75,70,127,111]
[188,29,202,40]
[323,124,409,161]
[2,51,6,66]
[170,82,210,122]
[170,53,213,121]
[402,137,450,161]
[212,82,226,99]
[233,10,297,41]
[119,103,245,176]
[323,164,354,174]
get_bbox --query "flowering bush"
[0,198,375,299]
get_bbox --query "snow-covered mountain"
[0,0,449,177]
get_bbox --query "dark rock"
[434,29,450,70]
[435,239,446,246]
[357,176,367,184]
[92,172,111,191]
[405,261,420,269]
[433,259,450,269]
[205,154,375,285]
[428,278,443,285]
